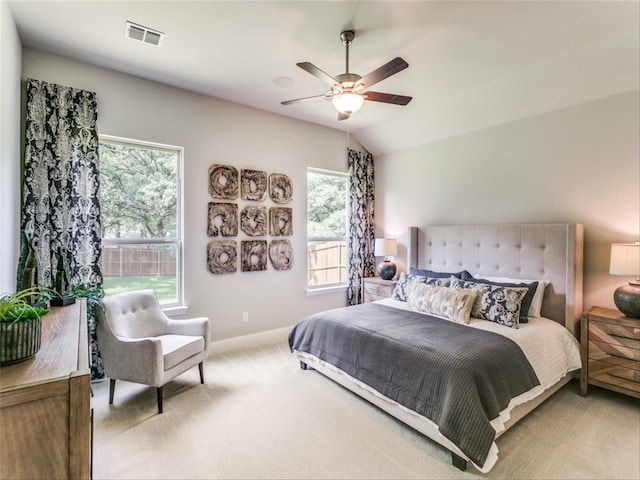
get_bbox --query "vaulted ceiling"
[8,1,639,156]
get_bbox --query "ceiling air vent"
[125,21,164,47]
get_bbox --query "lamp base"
[613,283,640,319]
[377,260,397,281]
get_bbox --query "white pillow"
[407,283,478,324]
[474,275,547,318]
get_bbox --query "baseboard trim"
[209,326,293,355]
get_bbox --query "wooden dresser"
[580,306,640,399]
[0,300,91,479]
[362,277,398,303]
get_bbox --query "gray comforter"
[288,302,540,468]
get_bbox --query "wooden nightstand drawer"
[588,359,640,393]
[589,340,640,363]
[589,321,640,347]
[362,278,397,303]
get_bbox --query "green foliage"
[307,172,347,237]
[0,287,54,324]
[99,142,177,238]
[69,284,105,317]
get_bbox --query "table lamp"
[375,238,397,280]
[609,242,640,318]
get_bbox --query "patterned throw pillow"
[450,279,528,328]
[407,283,478,324]
[392,273,450,301]
[460,271,538,323]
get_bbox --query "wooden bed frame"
[294,223,584,472]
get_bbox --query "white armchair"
[96,290,210,413]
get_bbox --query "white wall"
[0,2,22,293]
[21,47,361,341]
[15,43,639,339]
[376,89,640,312]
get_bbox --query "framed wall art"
[269,173,292,204]
[209,164,239,199]
[207,240,237,274]
[241,240,268,272]
[240,205,267,236]
[269,207,293,236]
[269,239,293,271]
[208,202,238,236]
[241,169,268,201]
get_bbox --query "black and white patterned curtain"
[347,148,375,305]
[17,78,103,376]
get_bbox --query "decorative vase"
[0,317,42,365]
[377,260,397,280]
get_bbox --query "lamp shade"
[332,93,364,115]
[609,242,640,277]
[374,238,397,257]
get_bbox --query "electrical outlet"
[242,312,249,323]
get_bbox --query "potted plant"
[0,287,53,365]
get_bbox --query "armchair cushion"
[160,335,205,371]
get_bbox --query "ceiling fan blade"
[281,93,331,106]
[364,91,412,106]
[358,57,409,90]
[297,62,339,87]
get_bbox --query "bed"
[289,223,584,473]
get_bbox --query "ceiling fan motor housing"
[340,30,355,45]
[333,73,363,94]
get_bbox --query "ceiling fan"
[281,30,412,121]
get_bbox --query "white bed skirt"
[293,349,576,473]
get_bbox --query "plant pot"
[0,317,42,365]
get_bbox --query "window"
[307,168,349,289]
[99,136,183,307]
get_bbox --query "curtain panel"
[347,148,375,305]
[17,78,104,377]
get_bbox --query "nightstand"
[580,306,640,399]
[362,277,397,303]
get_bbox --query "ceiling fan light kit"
[282,30,412,120]
[332,92,364,115]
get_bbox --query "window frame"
[99,134,186,313]
[306,167,349,293]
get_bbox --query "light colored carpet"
[92,342,640,479]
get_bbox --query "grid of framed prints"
[207,164,293,274]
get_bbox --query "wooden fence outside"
[307,241,347,286]
[102,246,176,277]
[103,242,346,284]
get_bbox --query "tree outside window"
[307,169,348,288]
[99,137,182,305]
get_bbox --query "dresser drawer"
[588,359,640,393]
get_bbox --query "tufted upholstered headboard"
[407,223,584,337]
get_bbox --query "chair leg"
[199,362,204,384]
[157,386,163,414]
[109,379,116,405]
